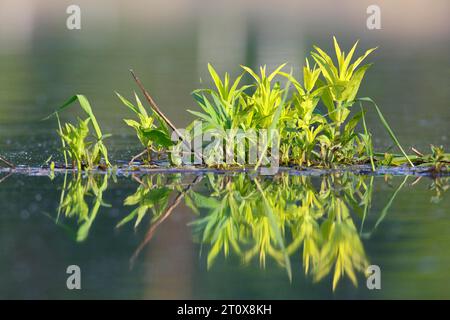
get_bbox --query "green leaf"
[116,92,140,114]
[359,103,375,171]
[317,79,335,114]
[342,64,372,102]
[208,63,224,95]
[358,97,414,167]
[142,129,175,147]
[123,119,141,129]
[268,63,287,81]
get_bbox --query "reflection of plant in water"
[117,174,201,268]
[314,196,367,289]
[188,173,373,289]
[188,174,258,268]
[56,173,110,242]
[429,177,449,204]
[116,175,175,228]
[314,175,371,289]
[48,171,449,290]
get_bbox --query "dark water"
[1,1,449,299]
[0,171,449,299]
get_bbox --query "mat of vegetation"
[1,37,449,174]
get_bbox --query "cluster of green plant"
[187,37,413,170]
[44,37,448,173]
[116,92,174,161]
[47,95,110,170]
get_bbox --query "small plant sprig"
[46,95,110,170]
[116,92,174,163]
[187,37,416,170]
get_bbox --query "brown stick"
[411,147,424,157]
[129,148,149,166]
[0,155,14,169]
[130,70,184,137]
[129,69,203,162]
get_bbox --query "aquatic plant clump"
[46,95,111,170]
[44,37,449,173]
[115,38,448,173]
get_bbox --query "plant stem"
[56,112,68,168]
[129,148,149,165]
[358,97,414,167]
[360,103,376,171]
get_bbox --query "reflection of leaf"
[187,173,382,290]
[255,179,292,281]
[361,176,408,239]
[119,185,172,228]
[55,174,109,242]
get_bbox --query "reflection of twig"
[411,176,422,186]
[0,155,14,169]
[0,171,13,183]
[131,174,145,186]
[129,176,202,269]
[359,176,374,235]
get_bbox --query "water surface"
[0,171,448,299]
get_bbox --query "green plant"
[117,92,174,162]
[425,145,449,172]
[47,95,110,170]
[46,37,441,171]
[312,37,376,127]
[58,118,91,170]
[280,59,326,166]
[188,63,289,167]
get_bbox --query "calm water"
[0,171,449,299]
[0,1,449,299]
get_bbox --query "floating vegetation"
[33,37,448,174]
[117,91,174,164]
[45,95,111,170]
